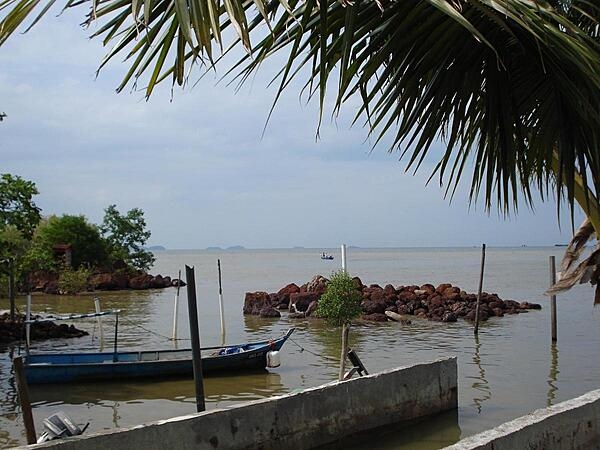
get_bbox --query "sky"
[0,10,586,249]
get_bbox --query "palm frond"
[1,0,600,226]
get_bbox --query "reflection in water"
[30,372,285,406]
[547,343,560,407]
[341,409,461,450]
[469,335,491,414]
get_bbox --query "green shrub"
[317,270,363,326]
[58,266,91,294]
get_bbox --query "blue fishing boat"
[23,328,295,384]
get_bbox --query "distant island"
[146,245,166,251]
[206,246,222,250]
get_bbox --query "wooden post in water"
[185,265,206,412]
[338,324,350,381]
[13,356,36,444]
[549,256,557,342]
[94,297,104,351]
[341,244,347,272]
[474,244,486,335]
[25,293,32,351]
[8,258,15,322]
[171,269,182,341]
[217,259,226,341]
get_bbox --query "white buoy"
[172,269,181,341]
[94,297,104,351]
[341,244,347,272]
[266,350,281,368]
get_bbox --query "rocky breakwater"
[243,275,541,322]
[0,312,88,344]
[28,270,185,294]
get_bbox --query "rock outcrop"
[243,275,541,323]
[0,313,88,344]
[26,270,184,294]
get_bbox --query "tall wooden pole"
[217,259,225,341]
[341,244,347,272]
[9,258,15,322]
[549,256,558,342]
[474,244,486,335]
[185,265,206,412]
[13,356,36,444]
[171,269,181,341]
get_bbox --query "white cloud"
[0,11,585,249]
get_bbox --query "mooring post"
[171,269,181,341]
[13,356,36,444]
[8,257,15,322]
[549,255,557,342]
[217,259,226,342]
[94,297,104,351]
[341,244,347,272]
[112,312,119,362]
[474,243,486,335]
[338,324,350,381]
[185,265,206,412]
[25,293,32,352]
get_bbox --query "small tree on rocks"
[317,270,362,380]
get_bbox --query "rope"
[119,316,190,342]
[288,336,339,362]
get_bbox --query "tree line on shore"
[0,173,156,308]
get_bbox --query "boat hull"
[23,329,294,384]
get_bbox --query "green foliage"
[58,266,91,294]
[317,270,363,326]
[25,215,110,271]
[100,205,155,272]
[0,174,41,240]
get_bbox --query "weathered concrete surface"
[444,388,600,450]
[17,357,457,450]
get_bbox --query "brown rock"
[361,313,388,322]
[436,283,452,294]
[442,312,458,322]
[259,307,281,318]
[278,283,300,296]
[383,284,396,296]
[129,274,153,290]
[243,291,272,315]
[420,284,435,294]
[306,275,329,296]
[352,277,364,290]
[398,291,417,303]
[361,299,386,315]
[290,292,319,312]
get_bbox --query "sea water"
[1,247,599,449]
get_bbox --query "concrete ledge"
[18,357,457,450]
[444,389,600,450]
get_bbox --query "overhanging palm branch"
[1,1,600,279]
[547,218,600,303]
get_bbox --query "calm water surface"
[1,247,599,449]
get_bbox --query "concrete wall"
[444,388,600,450]
[18,357,457,450]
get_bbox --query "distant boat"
[321,253,334,260]
[23,328,295,384]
